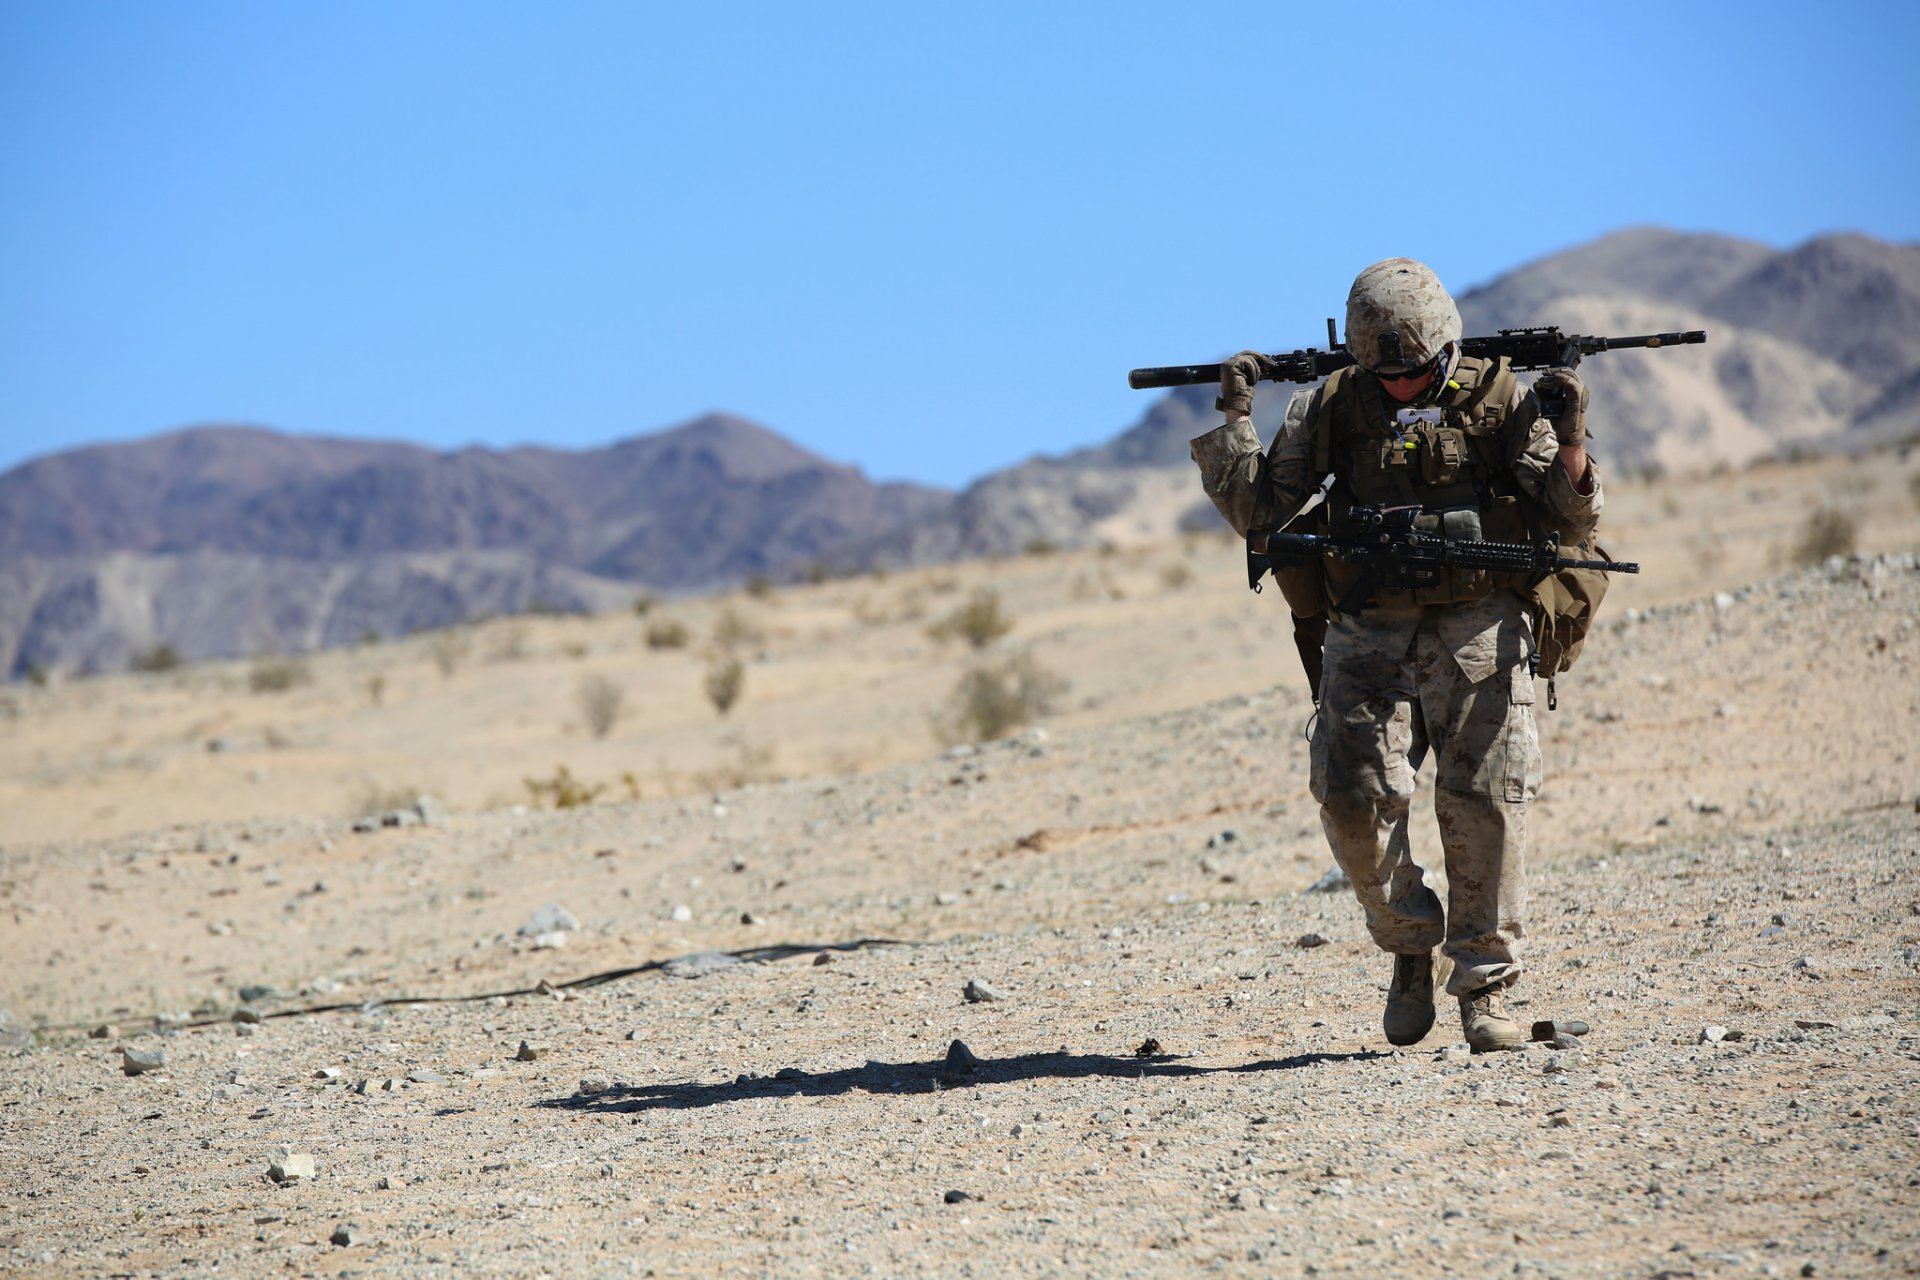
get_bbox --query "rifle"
[1128,322,1705,415]
[1250,504,1639,619]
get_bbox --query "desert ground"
[2,447,1918,1278]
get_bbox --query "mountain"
[7,227,1918,679]
[0,415,946,676]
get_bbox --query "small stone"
[943,1189,974,1204]
[406,1069,448,1085]
[669,904,693,922]
[314,1067,341,1081]
[1548,1114,1573,1128]
[412,795,448,826]
[1304,866,1350,894]
[529,931,568,951]
[812,951,834,966]
[515,1041,549,1062]
[88,1024,118,1040]
[350,817,379,834]
[267,1146,315,1184]
[234,1022,256,1037]
[1542,1052,1576,1074]
[577,1076,613,1095]
[518,904,580,936]
[944,1039,981,1075]
[1296,932,1330,949]
[1439,1044,1470,1064]
[963,978,1009,1003]
[1791,956,1822,979]
[236,984,278,1003]
[232,1006,264,1024]
[1135,1037,1163,1058]
[663,951,742,979]
[740,912,762,926]
[1771,911,1795,927]
[329,1224,360,1247]
[1700,1025,1728,1044]
[122,1048,165,1076]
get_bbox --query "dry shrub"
[744,574,774,599]
[524,765,640,810]
[712,605,763,650]
[927,589,1013,649]
[577,674,625,738]
[705,656,745,716]
[1791,507,1858,565]
[1159,563,1195,591]
[249,656,311,693]
[632,593,657,616]
[646,618,691,650]
[130,643,181,673]
[487,622,530,662]
[693,740,776,791]
[352,780,421,819]
[427,630,470,677]
[933,649,1068,745]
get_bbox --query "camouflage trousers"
[1308,590,1543,997]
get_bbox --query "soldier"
[1188,259,1601,1051]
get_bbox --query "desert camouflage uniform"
[1190,381,1602,996]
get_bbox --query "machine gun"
[1250,504,1639,618]
[1127,321,1705,415]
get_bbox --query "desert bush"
[933,649,1068,745]
[523,765,638,809]
[705,655,745,716]
[26,663,50,688]
[1791,507,1858,565]
[1023,537,1057,556]
[487,622,530,662]
[805,560,832,585]
[712,605,764,650]
[249,656,311,693]
[744,574,774,599]
[632,593,657,616]
[693,740,777,791]
[646,618,691,650]
[130,643,181,674]
[427,630,470,677]
[577,673,625,738]
[927,589,1013,650]
[357,628,382,647]
[1159,563,1195,591]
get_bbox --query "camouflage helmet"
[1344,258,1462,374]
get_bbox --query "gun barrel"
[1132,329,1706,388]
[1129,363,1225,390]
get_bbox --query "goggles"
[1372,351,1444,384]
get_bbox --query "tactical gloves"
[1533,367,1589,447]
[1217,350,1270,418]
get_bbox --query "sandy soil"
[1,449,1917,1277]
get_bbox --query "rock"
[518,904,580,936]
[1840,1014,1896,1033]
[1700,1025,1729,1044]
[1772,911,1796,927]
[87,1024,117,1041]
[406,1069,448,1085]
[234,1023,257,1037]
[1135,1037,1164,1057]
[663,951,742,979]
[1791,956,1823,979]
[1542,1052,1577,1074]
[577,1076,613,1096]
[314,1067,341,1081]
[412,795,448,826]
[267,1146,315,1184]
[944,1039,981,1075]
[1296,932,1330,949]
[812,952,834,966]
[350,817,379,834]
[963,978,1009,1003]
[380,808,419,828]
[236,984,278,1003]
[529,931,568,951]
[1548,1114,1573,1128]
[1438,1044,1470,1064]
[329,1223,360,1247]
[1305,866,1351,894]
[943,1189,974,1204]
[515,1041,550,1061]
[232,1006,264,1024]
[0,1010,35,1050]
[740,912,763,926]
[670,904,693,922]
[122,1048,165,1076]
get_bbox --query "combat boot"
[1383,952,1435,1046]
[1459,983,1526,1053]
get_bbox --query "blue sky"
[2,1,1916,487]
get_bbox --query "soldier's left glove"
[1534,367,1589,447]
[1217,350,1271,418]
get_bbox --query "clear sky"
[2,1,1916,487]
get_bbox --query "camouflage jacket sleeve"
[1499,383,1605,545]
[1187,388,1321,538]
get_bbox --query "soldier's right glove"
[1217,350,1271,418]
[1534,367,1589,447]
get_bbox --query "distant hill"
[0,416,946,676]
[6,227,1918,678]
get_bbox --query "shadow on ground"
[535,1047,1389,1114]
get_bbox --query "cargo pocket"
[1500,661,1542,804]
